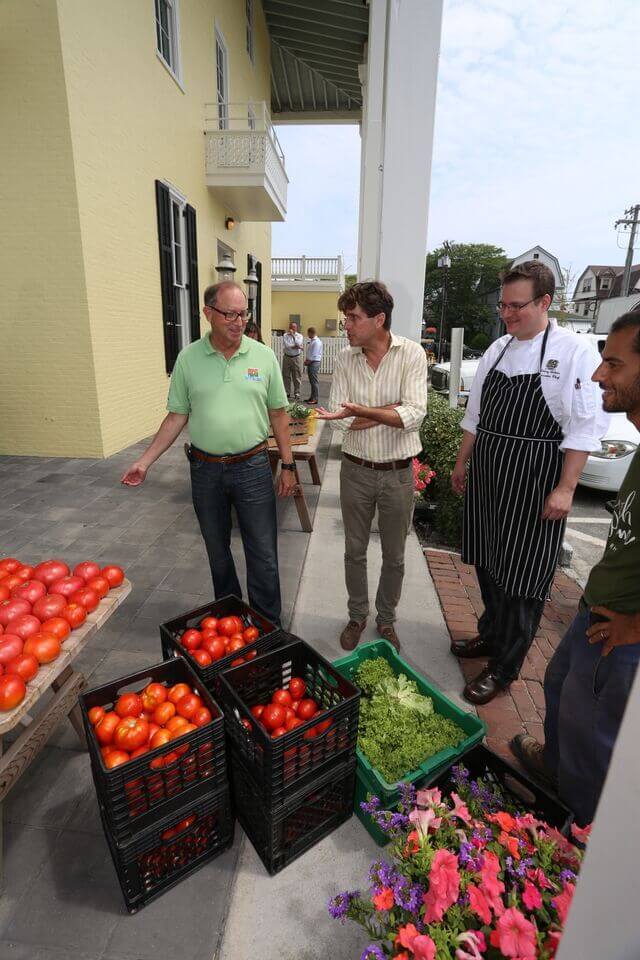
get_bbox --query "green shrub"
[469,332,491,351]
[418,393,464,547]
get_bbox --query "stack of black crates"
[218,638,360,874]
[80,658,233,913]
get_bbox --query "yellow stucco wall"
[0,0,102,456]
[271,290,342,337]
[0,0,274,458]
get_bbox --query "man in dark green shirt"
[511,311,640,825]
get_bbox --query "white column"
[358,0,444,341]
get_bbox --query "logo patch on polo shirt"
[245,368,262,381]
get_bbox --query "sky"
[272,0,640,289]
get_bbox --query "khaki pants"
[282,354,303,398]
[339,457,415,625]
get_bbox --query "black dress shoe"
[463,667,506,705]
[450,635,493,659]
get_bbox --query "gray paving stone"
[0,825,62,936]
[0,942,101,960]
[5,747,93,829]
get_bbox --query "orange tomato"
[166,715,189,734]
[95,711,120,745]
[153,701,176,726]
[192,707,212,727]
[115,692,143,719]
[150,728,172,750]
[23,632,61,664]
[0,673,26,711]
[168,682,191,705]
[88,705,106,726]
[104,749,130,769]
[40,617,71,642]
[176,693,202,720]
[141,682,167,712]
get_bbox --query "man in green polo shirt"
[511,311,640,825]
[121,281,296,625]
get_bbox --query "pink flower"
[410,807,442,837]
[479,850,505,916]
[527,867,551,890]
[413,935,437,960]
[543,931,562,956]
[516,813,543,836]
[552,882,575,925]
[467,883,492,925]
[396,923,420,951]
[496,907,538,958]
[422,849,460,923]
[372,886,394,911]
[412,458,435,491]
[521,881,543,912]
[416,786,442,807]
[570,822,592,844]
[456,930,487,959]
[450,791,472,824]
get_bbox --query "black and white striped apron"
[462,324,565,600]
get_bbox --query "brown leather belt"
[344,453,412,471]
[186,441,267,464]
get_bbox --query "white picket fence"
[270,335,348,375]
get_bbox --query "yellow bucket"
[307,409,317,435]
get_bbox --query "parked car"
[430,358,481,395]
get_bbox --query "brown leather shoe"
[463,667,506,705]
[450,635,493,659]
[339,619,367,651]
[376,621,400,652]
[510,734,558,790]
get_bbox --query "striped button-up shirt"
[329,333,428,461]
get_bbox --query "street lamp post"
[437,247,451,362]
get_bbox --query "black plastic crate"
[80,658,227,844]
[160,594,286,694]
[102,783,234,913]
[431,744,574,834]
[218,639,360,805]
[232,754,355,875]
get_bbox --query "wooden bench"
[268,420,326,532]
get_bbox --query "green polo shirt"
[167,334,288,455]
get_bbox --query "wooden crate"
[268,417,309,449]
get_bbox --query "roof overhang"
[263,0,369,123]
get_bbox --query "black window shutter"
[155,180,179,373]
[185,204,200,343]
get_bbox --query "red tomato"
[200,616,218,631]
[271,726,287,738]
[218,616,240,638]
[168,683,191,705]
[95,711,120,745]
[285,715,304,731]
[296,699,318,721]
[101,565,124,588]
[113,717,150,752]
[0,558,22,575]
[88,705,105,726]
[230,657,245,666]
[243,626,260,643]
[192,707,212,727]
[14,565,35,582]
[0,586,10,603]
[86,576,110,599]
[63,603,87,629]
[10,614,42,641]
[0,674,26,711]
[40,617,70,641]
[5,653,38,683]
[180,629,202,651]
[176,693,203,720]
[150,729,172,750]
[245,649,257,660]
[271,689,293,708]
[23,632,61,664]
[68,587,99,612]
[147,722,160,742]
[49,576,84,599]
[0,635,23,666]
[166,715,189,734]
[192,649,212,667]
[104,750,130,769]
[73,561,101,583]
[202,636,226,661]
[32,560,70,587]
[303,725,319,740]
[115,692,143,718]
[0,599,32,627]
[240,718,252,731]
[291,700,300,713]
[1,575,23,593]
[288,677,306,700]
[153,701,176,726]
[262,704,286,731]
[250,704,265,720]
[32,593,67,621]
[141,682,167,712]
[131,745,150,759]
[11,580,47,605]
[284,707,296,723]
[227,637,245,653]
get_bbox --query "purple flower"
[396,881,425,913]
[452,764,470,789]
[361,946,385,960]
[398,781,417,807]
[368,859,396,892]
[360,796,382,814]
[327,890,359,922]
[560,869,577,885]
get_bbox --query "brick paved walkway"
[425,549,583,768]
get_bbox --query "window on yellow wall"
[155,0,182,82]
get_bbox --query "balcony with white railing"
[204,102,288,222]
[271,256,345,290]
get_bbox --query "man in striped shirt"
[316,282,428,650]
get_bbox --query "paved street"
[566,483,613,585]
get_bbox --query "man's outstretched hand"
[121,462,148,486]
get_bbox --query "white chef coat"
[306,337,323,363]
[460,320,609,452]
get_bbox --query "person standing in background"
[304,327,323,404]
[282,321,304,400]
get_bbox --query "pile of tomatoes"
[177,613,261,669]
[88,680,213,772]
[140,810,219,888]
[243,676,333,741]
[0,557,125,712]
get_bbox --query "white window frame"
[155,0,183,88]
[582,279,592,292]
[215,25,229,130]
[246,0,255,64]
[601,277,611,290]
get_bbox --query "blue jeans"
[189,450,281,626]
[544,610,639,825]
[307,360,321,402]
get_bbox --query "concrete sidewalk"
[217,430,472,960]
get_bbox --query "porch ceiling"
[263,0,368,121]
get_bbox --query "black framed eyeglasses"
[497,297,539,314]
[207,305,249,322]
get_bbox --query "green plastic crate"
[333,638,486,845]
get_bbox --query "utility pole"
[615,204,640,297]
[437,240,452,362]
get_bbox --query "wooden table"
[0,579,131,881]
[269,420,326,532]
